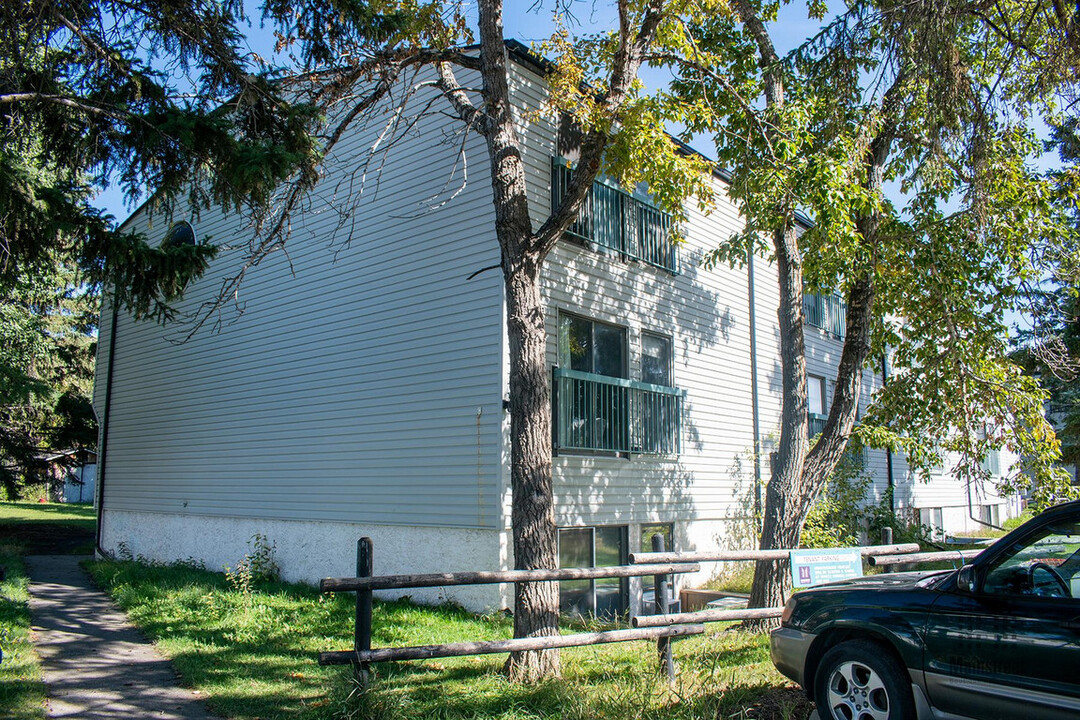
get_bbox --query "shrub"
[801,446,872,548]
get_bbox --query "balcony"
[553,368,684,455]
[552,158,678,273]
[804,292,846,337]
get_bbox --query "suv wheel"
[814,639,916,720]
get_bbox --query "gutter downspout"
[748,252,763,516]
[880,355,895,513]
[95,290,119,560]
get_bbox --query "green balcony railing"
[553,368,684,455]
[808,413,828,438]
[552,158,678,273]
[804,292,847,337]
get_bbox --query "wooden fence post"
[356,537,373,690]
[880,527,894,574]
[652,533,675,683]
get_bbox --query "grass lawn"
[0,501,95,718]
[0,546,47,719]
[87,559,812,720]
[0,501,96,555]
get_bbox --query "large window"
[554,315,684,455]
[559,313,627,378]
[559,526,629,619]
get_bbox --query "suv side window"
[983,522,1080,598]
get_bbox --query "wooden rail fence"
[628,529,921,630]
[317,531,957,689]
[317,537,705,688]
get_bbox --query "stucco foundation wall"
[100,510,511,612]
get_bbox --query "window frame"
[640,331,674,388]
[557,525,629,619]
[557,311,628,380]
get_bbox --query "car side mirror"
[956,565,977,593]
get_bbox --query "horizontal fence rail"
[631,532,986,635]
[320,537,706,688]
[868,549,983,567]
[633,606,784,628]
[323,534,949,689]
[553,368,684,455]
[319,625,705,666]
[629,543,920,565]
[321,562,701,593]
[632,538,926,631]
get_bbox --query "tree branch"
[436,61,485,131]
[532,0,666,258]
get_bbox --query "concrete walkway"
[25,555,222,720]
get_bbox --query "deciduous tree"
[223,0,720,682]
[672,0,1080,620]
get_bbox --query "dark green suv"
[771,500,1080,720]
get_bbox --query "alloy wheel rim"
[825,659,890,720]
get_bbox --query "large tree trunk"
[736,2,896,628]
[736,0,815,622]
[503,261,561,682]
[748,222,810,616]
[475,0,561,681]
[472,0,664,679]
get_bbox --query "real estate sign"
[789,548,864,588]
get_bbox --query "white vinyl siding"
[96,66,506,528]
[508,60,758,529]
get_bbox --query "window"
[554,314,684,455]
[557,313,629,452]
[640,333,676,453]
[804,291,846,337]
[920,507,944,539]
[558,313,626,378]
[163,220,197,247]
[981,450,1002,476]
[641,332,672,387]
[981,504,1001,527]
[983,520,1080,598]
[808,375,826,415]
[639,523,674,615]
[558,526,629,619]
